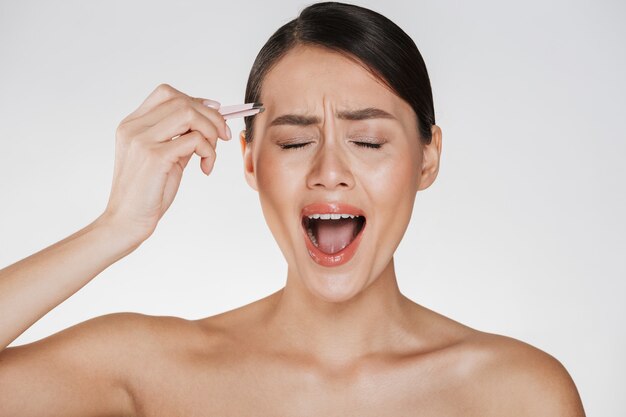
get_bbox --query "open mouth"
[299,202,367,267]
[301,214,366,255]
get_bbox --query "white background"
[1,0,624,415]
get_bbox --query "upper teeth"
[307,213,359,220]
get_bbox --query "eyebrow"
[268,107,396,127]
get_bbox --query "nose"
[306,140,355,191]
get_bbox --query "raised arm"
[0,83,231,416]
[0,215,138,352]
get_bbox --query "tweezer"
[218,103,265,119]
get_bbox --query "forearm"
[0,214,141,350]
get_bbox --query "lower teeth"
[307,227,318,247]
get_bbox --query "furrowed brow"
[269,114,321,127]
[268,107,395,128]
[336,107,396,121]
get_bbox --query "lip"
[300,202,367,267]
[301,202,366,217]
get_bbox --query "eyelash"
[279,143,310,150]
[279,141,383,150]
[354,141,382,149]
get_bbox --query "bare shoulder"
[0,312,197,417]
[2,311,199,377]
[406,304,585,415]
[76,311,213,368]
[459,331,586,416]
[36,311,199,354]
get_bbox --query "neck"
[264,258,418,366]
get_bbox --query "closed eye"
[352,141,382,149]
[278,140,385,150]
[279,142,312,150]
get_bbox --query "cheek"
[256,148,299,197]
[362,146,420,250]
[365,149,420,210]
[254,147,303,240]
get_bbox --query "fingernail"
[202,99,221,109]
[225,123,232,140]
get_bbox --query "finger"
[178,153,193,171]
[178,133,219,171]
[137,106,222,148]
[122,83,206,124]
[125,96,230,144]
[127,95,229,142]
[158,130,217,176]
[200,139,219,174]
[190,97,231,141]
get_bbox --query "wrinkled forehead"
[258,46,409,119]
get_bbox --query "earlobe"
[240,130,258,191]
[417,124,442,191]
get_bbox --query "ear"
[417,124,442,191]
[240,130,258,191]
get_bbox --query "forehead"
[260,45,406,114]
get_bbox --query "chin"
[294,250,381,304]
[301,270,366,303]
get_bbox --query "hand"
[101,83,231,244]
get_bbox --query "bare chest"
[130,355,481,417]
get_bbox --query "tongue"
[315,218,358,254]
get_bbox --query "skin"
[0,45,585,416]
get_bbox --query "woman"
[0,2,585,416]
